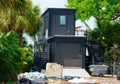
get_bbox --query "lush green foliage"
[67,0,120,21]
[90,22,120,47]
[0,0,42,44]
[67,0,120,62]
[21,45,34,72]
[0,1,36,82]
[0,31,22,81]
[0,31,34,82]
[104,47,120,63]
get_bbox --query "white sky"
[32,0,67,14]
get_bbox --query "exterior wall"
[48,37,86,68]
[57,43,82,67]
[42,11,50,38]
[38,8,87,69]
[42,8,76,38]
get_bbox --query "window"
[45,29,48,39]
[60,15,66,25]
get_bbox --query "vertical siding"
[47,8,75,37]
[48,37,86,68]
[41,8,88,68]
[42,8,76,37]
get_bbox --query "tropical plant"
[0,0,42,45]
[67,0,120,21]
[0,31,34,83]
[67,0,120,63]
[0,31,22,83]
[20,45,34,72]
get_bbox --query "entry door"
[58,43,82,67]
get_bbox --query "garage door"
[58,43,82,67]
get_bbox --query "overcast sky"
[32,0,67,14]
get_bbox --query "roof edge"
[41,7,76,16]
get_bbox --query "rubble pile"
[18,63,100,84]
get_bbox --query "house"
[75,26,86,36]
[34,8,104,71]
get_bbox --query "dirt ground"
[89,76,120,84]
[48,75,120,84]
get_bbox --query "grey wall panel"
[58,43,82,59]
[55,43,83,67]
[42,8,76,37]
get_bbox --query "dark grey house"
[34,8,86,70]
[41,8,75,37]
[47,35,86,68]
[34,8,103,71]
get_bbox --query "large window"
[60,15,66,25]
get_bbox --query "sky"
[32,0,67,14]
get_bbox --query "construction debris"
[46,62,63,78]
[18,62,101,84]
[17,71,47,84]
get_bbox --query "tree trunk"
[3,74,8,84]
[18,29,23,46]
[3,81,7,84]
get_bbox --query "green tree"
[67,0,120,43]
[0,0,30,31]
[67,0,120,62]
[67,0,120,21]
[0,31,22,83]
[90,22,120,47]
[0,0,42,45]
[21,44,34,72]
[0,31,34,83]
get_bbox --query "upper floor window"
[45,29,48,39]
[60,15,66,25]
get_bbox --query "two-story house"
[34,8,104,71]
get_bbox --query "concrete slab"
[63,67,91,78]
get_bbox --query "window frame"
[59,15,66,25]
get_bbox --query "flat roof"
[47,35,86,43]
[47,35,86,40]
[42,8,76,16]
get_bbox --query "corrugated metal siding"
[58,43,82,59]
[56,43,83,67]
[48,36,86,68]
[48,9,75,37]
[64,59,82,67]
[49,41,86,67]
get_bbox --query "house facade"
[34,8,104,71]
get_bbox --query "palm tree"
[0,0,30,30]
[17,5,42,45]
[0,0,42,45]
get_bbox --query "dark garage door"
[58,43,82,67]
